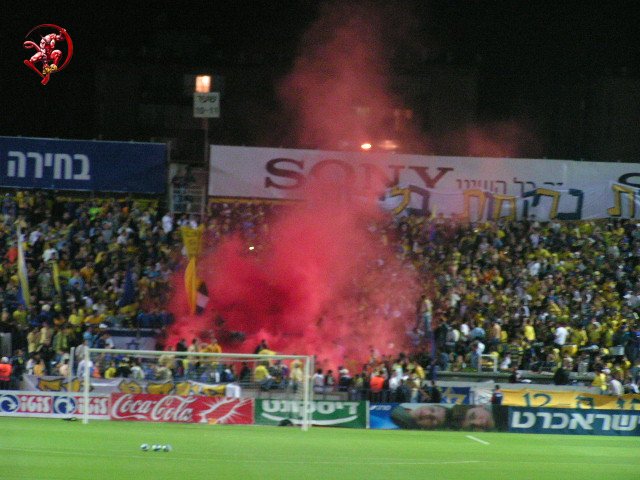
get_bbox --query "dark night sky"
[1,1,638,150]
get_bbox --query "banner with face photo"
[369,403,508,431]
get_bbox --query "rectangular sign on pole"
[193,92,220,118]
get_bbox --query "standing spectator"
[76,355,94,379]
[491,384,504,405]
[10,349,25,389]
[553,364,571,385]
[289,360,304,393]
[554,322,569,349]
[0,356,12,389]
[426,380,442,403]
[312,368,325,394]
[337,366,352,392]
[369,370,385,402]
[324,369,336,393]
[161,212,173,234]
[608,372,623,397]
[254,361,274,391]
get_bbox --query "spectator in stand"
[312,368,325,394]
[553,364,571,385]
[369,370,385,402]
[289,360,304,393]
[254,361,274,391]
[425,380,442,403]
[337,366,352,392]
[608,372,624,397]
[490,385,504,405]
[10,349,26,389]
[0,356,12,389]
[324,369,336,393]
[5,191,640,394]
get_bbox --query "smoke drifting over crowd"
[166,2,425,366]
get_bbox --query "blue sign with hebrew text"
[509,407,640,436]
[0,136,166,193]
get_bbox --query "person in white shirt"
[29,229,42,244]
[388,370,402,393]
[76,358,94,379]
[459,322,470,342]
[554,323,569,347]
[42,245,58,262]
[312,369,325,394]
[162,213,173,234]
[608,373,623,397]
[130,360,145,380]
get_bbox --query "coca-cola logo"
[111,394,197,422]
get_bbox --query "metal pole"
[203,117,209,167]
[302,355,314,431]
[68,346,75,387]
[82,345,90,424]
[203,117,209,221]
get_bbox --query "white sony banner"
[208,145,640,221]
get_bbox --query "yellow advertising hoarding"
[503,389,640,410]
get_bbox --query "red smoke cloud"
[168,177,421,369]
[165,2,537,369]
[277,2,404,150]
[167,2,423,368]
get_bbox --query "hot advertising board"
[109,393,253,424]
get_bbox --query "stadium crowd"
[0,190,180,387]
[1,189,639,399]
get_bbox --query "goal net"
[81,348,314,430]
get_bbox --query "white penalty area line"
[466,435,490,445]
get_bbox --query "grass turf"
[1,418,638,480]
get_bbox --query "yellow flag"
[52,260,61,296]
[184,257,198,315]
[181,225,204,258]
[16,225,30,307]
[181,225,204,315]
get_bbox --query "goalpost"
[82,348,314,430]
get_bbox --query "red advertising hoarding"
[110,393,254,424]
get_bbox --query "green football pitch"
[1,418,638,480]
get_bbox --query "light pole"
[194,75,211,166]
[193,75,220,220]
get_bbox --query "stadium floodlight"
[195,75,211,93]
[82,348,314,430]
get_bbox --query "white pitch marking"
[0,446,482,466]
[466,435,490,445]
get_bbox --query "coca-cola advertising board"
[0,391,109,419]
[110,393,254,424]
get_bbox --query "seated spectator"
[254,361,274,391]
